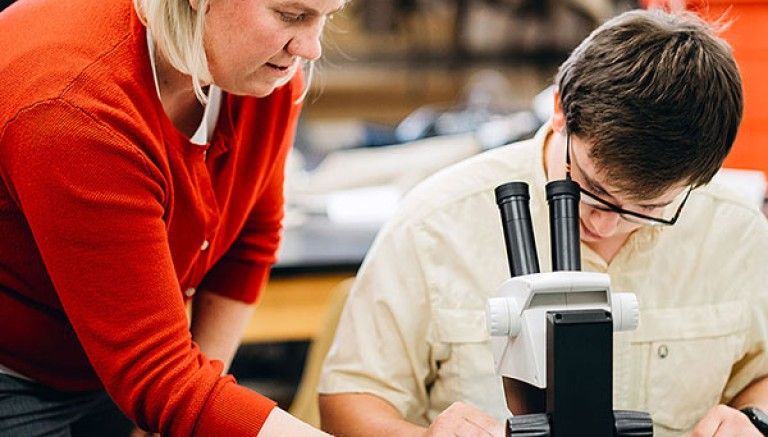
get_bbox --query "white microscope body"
[486,271,639,389]
[490,180,652,435]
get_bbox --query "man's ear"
[551,88,566,134]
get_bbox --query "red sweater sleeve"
[200,74,304,303]
[0,99,275,435]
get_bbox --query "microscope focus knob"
[614,410,654,436]
[611,292,640,332]
[486,297,521,337]
[506,414,550,437]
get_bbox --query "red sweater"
[0,0,302,434]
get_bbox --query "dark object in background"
[395,69,543,147]
[740,407,768,435]
[361,0,417,33]
[229,342,310,410]
[1,0,15,12]
[294,70,544,168]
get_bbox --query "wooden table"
[241,273,353,343]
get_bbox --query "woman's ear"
[551,88,566,134]
[188,0,211,15]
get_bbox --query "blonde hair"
[132,0,311,104]
[133,0,212,103]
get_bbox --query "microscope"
[485,179,654,436]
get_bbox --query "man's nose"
[585,208,621,238]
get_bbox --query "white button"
[200,240,210,251]
[657,344,669,359]
[185,287,196,297]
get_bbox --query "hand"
[691,404,762,437]
[425,402,504,437]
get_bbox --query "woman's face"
[200,0,345,97]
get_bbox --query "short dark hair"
[556,9,743,198]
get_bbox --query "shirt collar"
[146,27,221,146]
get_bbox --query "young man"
[318,9,768,437]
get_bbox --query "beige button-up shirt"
[319,125,768,436]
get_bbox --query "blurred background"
[243,0,643,414]
[4,0,766,426]
[233,0,768,424]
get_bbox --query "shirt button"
[657,344,669,359]
[200,240,210,251]
[185,287,196,297]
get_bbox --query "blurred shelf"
[303,62,557,124]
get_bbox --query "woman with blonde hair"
[0,0,343,435]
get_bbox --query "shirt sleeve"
[318,216,436,423]
[722,212,768,403]
[0,99,276,436]
[200,73,304,303]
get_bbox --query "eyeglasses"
[565,133,692,227]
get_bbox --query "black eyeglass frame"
[565,133,692,226]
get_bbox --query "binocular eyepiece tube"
[546,180,581,272]
[495,182,540,277]
[495,179,582,276]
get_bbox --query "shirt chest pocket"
[430,309,508,420]
[632,302,748,433]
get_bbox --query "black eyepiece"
[546,180,581,271]
[495,182,540,277]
